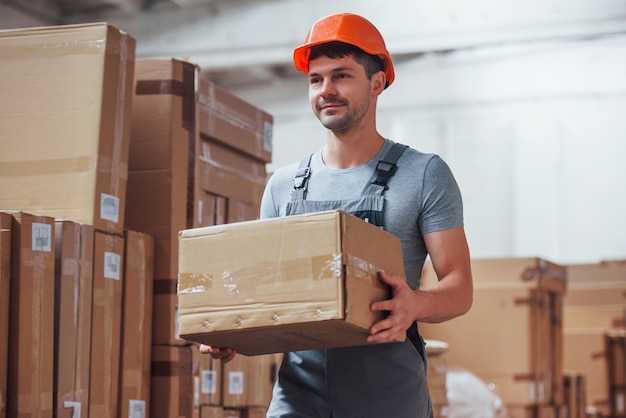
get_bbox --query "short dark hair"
[309,41,385,81]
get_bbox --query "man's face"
[307,54,373,132]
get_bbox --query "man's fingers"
[198,344,237,363]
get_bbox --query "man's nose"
[320,79,337,96]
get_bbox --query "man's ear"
[372,71,386,96]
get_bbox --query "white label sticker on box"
[100,193,120,223]
[104,251,121,280]
[63,401,81,418]
[128,400,146,418]
[202,370,217,394]
[228,371,244,395]
[264,121,273,153]
[32,223,52,252]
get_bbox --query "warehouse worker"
[200,12,473,417]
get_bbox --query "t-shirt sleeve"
[260,174,279,220]
[419,155,464,234]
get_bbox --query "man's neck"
[322,132,385,169]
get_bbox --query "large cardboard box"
[420,257,567,407]
[127,57,195,281]
[195,139,267,208]
[197,76,273,164]
[563,330,609,415]
[119,230,155,418]
[151,345,194,418]
[0,23,135,235]
[561,261,626,416]
[0,213,10,418]
[221,355,248,408]
[127,58,272,346]
[606,329,626,417]
[192,346,222,409]
[6,212,56,418]
[89,231,125,418]
[53,221,95,418]
[178,210,405,356]
[562,371,587,418]
[245,355,276,409]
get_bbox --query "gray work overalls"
[267,143,433,418]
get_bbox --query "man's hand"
[198,344,237,363]
[367,270,417,344]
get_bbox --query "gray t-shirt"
[260,139,464,289]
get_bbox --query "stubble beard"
[316,97,369,133]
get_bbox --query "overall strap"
[290,153,313,200]
[362,142,409,196]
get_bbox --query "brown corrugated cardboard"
[240,407,267,418]
[200,406,223,418]
[195,138,267,207]
[562,371,587,418]
[119,230,155,418]
[126,57,195,281]
[226,199,260,224]
[89,231,125,418]
[421,286,558,406]
[197,76,273,163]
[0,213,10,418]
[222,355,248,408]
[563,330,609,416]
[0,23,135,235]
[469,257,567,294]
[567,260,626,284]
[425,340,448,408]
[246,355,276,409]
[192,345,222,408]
[151,345,194,418]
[606,329,626,417]
[6,211,55,418]
[54,221,94,418]
[178,210,405,356]
[128,58,273,347]
[421,257,566,407]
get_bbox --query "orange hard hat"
[293,13,395,88]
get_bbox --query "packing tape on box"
[0,156,96,175]
[178,254,343,296]
[178,252,390,297]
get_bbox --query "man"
[201,12,473,417]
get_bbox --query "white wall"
[232,35,626,265]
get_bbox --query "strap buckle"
[293,167,311,189]
[372,161,396,187]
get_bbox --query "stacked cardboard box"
[0,23,135,236]
[425,340,449,418]
[127,57,273,346]
[563,261,626,417]
[0,213,10,418]
[126,57,276,416]
[6,212,56,418]
[0,22,159,418]
[54,221,95,418]
[119,230,155,418]
[606,329,626,418]
[1,24,276,418]
[562,371,587,418]
[420,257,567,417]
